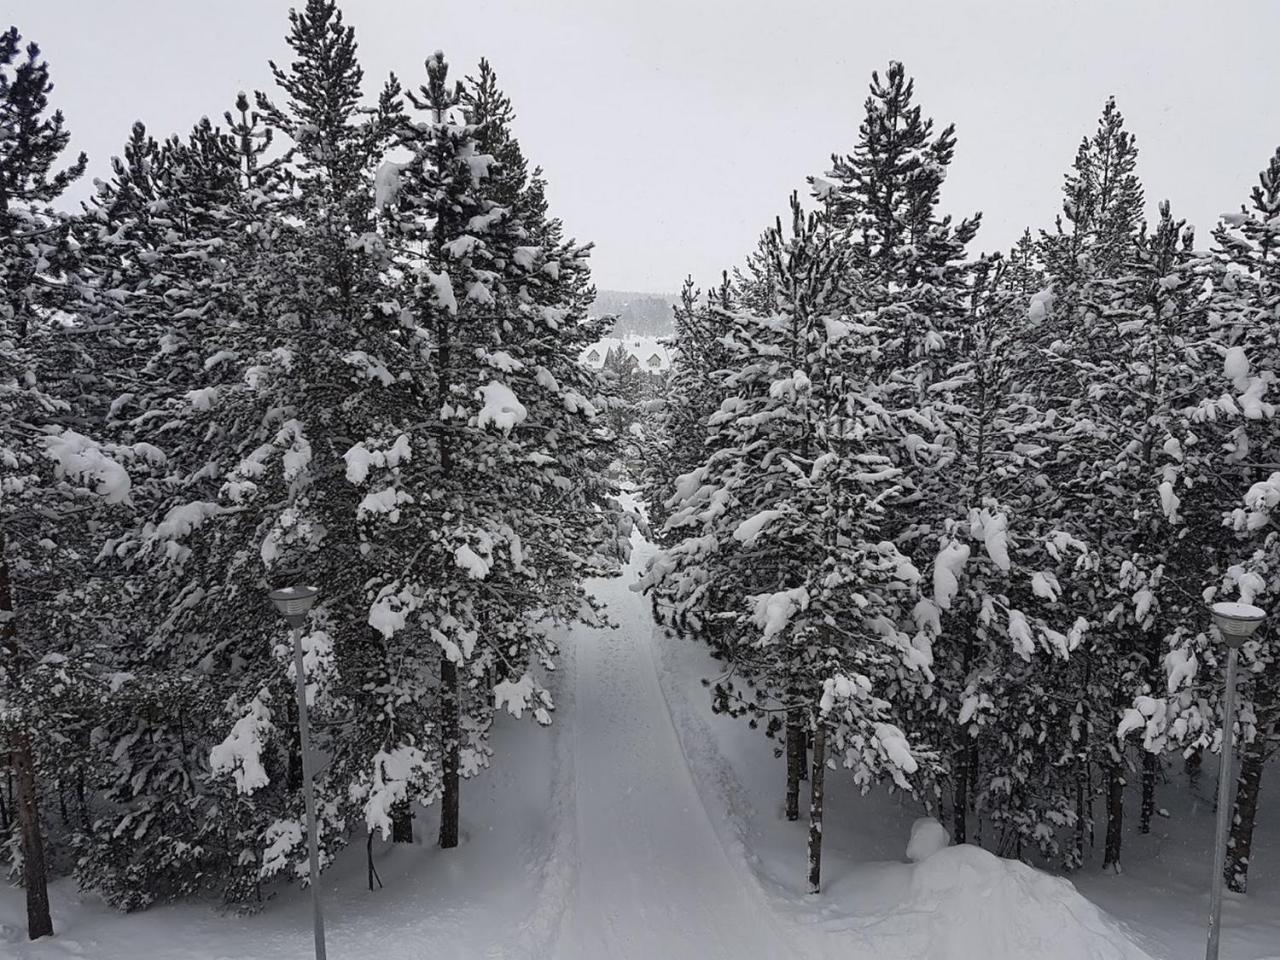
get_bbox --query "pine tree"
[645,195,932,891]
[641,276,732,537]
[0,25,88,939]
[1128,146,1280,893]
[360,49,624,853]
[81,0,409,900]
[816,60,980,388]
[1028,97,1148,870]
[70,111,281,906]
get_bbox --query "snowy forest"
[3,2,1280,958]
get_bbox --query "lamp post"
[1205,600,1265,960]
[269,584,326,960]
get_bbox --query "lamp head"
[269,584,319,628]
[1210,600,1266,649]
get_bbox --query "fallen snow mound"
[906,816,950,862]
[870,843,1155,960]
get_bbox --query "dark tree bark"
[785,717,804,822]
[1139,751,1159,834]
[807,725,827,894]
[952,743,971,845]
[439,655,460,849]
[391,801,414,843]
[1072,754,1094,868]
[1225,741,1266,893]
[2,547,53,939]
[366,830,383,891]
[76,769,89,832]
[1102,766,1124,872]
[286,728,303,793]
[1225,687,1274,894]
[12,734,52,939]
[953,625,979,845]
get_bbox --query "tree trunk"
[952,744,970,845]
[807,725,827,895]
[1184,747,1202,786]
[1102,766,1124,873]
[12,734,53,939]
[286,698,303,792]
[785,718,804,822]
[439,656,460,849]
[1225,702,1272,893]
[1072,760,1089,868]
[391,801,414,843]
[1139,751,1158,834]
[3,546,53,940]
[76,769,89,832]
[366,829,383,891]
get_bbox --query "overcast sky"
[13,1,1280,293]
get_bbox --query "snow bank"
[871,843,1154,960]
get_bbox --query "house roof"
[579,336,672,371]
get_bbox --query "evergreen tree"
[645,195,932,890]
[0,25,89,939]
[1127,147,1280,892]
[640,277,732,536]
[1027,97,1149,869]
[816,60,980,387]
[362,49,624,852]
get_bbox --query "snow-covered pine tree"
[1126,146,1280,893]
[640,276,733,537]
[361,49,624,852]
[69,111,284,907]
[81,0,409,902]
[896,253,1093,854]
[644,194,931,891]
[0,25,92,939]
[1028,97,1148,870]
[204,0,409,886]
[1095,201,1208,847]
[812,60,1009,846]
[814,60,980,392]
[1212,147,1280,894]
[600,344,645,452]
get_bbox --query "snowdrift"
[861,830,1156,960]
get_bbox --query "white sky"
[14,0,1280,293]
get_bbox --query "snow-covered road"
[549,535,794,959]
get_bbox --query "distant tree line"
[591,289,677,338]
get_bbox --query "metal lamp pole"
[1205,600,1265,960]
[269,585,326,960]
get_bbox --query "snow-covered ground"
[3,502,1278,959]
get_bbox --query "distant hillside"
[589,290,676,337]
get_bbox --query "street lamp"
[1204,600,1265,960]
[269,584,326,960]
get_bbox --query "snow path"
[549,533,796,960]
